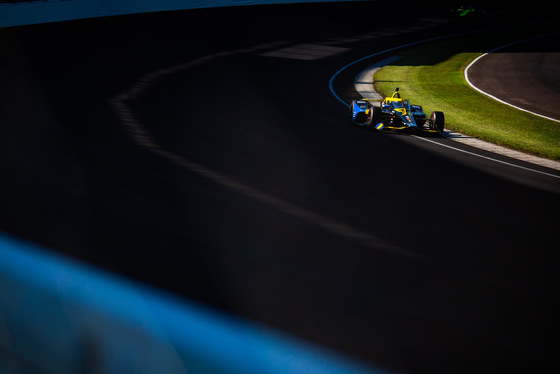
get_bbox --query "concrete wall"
[0,0,368,27]
[0,233,375,373]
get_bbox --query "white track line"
[464,31,560,124]
[331,30,560,176]
[413,136,560,179]
[354,61,560,176]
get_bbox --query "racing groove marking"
[260,43,349,60]
[112,48,414,258]
[330,29,560,179]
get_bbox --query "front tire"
[366,106,382,131]
[431,111,445,137]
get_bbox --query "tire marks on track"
[111,46,415,258]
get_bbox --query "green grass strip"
[373,24,560,160]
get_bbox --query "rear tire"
[349,101,356,125]
[431,111,445,137]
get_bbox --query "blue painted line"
[328,27,511,108]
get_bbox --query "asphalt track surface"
[1,4,560,374]
[466,31,560,121]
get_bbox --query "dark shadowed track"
[1,3,559,373]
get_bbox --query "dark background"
[1,2,559,373]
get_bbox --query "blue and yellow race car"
[350,88,445,136]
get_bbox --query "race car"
[450,4,486,18]
[350,87,445,136]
